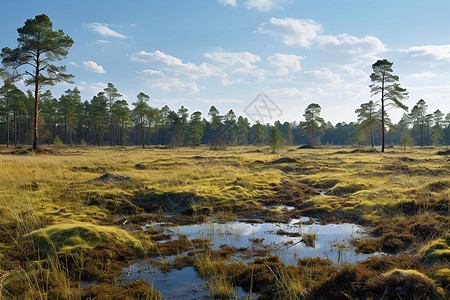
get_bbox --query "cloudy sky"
[1,0,449,124]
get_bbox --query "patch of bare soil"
[94,172,131,182]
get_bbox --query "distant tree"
[112,100,130,146]
[433,109,445,127]
[177,106,189,145]
[445,113,450,145]
[223,109,237,144]
[52,135,63,148]
[432,127,445,146]
[397,113,411,133]
[80,100,91,144]
[431,109,445,146]
[425,113,434,146]
[58,88,82,146]
[0,82,27,147]
[400,132,414,152]
[90,92,108,146]
[300,103,325,146]
[1,14,74,150]
[409,99,427,147]
[252,121,265,150]
[369,59,408,152]
[190,111,204,146]
[104,83,121,146]
[146,107,161,145]
[355,100,379,148]
[11,90,32,145]
[159,105,171,144]
[132,92,150,148]
[282,122,293,145]
[208,106,223,149]
[39,90,58,142]
[167,110,182,147]
[268,126,285,153]
[237,116,250,145]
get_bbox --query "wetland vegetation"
[1,11,449,300]
[0,145,448,299]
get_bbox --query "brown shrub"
[81,280,161,300]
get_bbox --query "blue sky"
[1,0,449,124]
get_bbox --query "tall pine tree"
[369,59,408,152]
[1,14,74,149]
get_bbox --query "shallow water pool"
[120,218,379,299]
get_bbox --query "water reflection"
[123,218,380,299]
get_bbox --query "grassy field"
[0,145,448,299]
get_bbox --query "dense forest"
[0,83,449,148]
[1,14,449,150]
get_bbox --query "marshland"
[0,145,448,299]
[2,3,450,299]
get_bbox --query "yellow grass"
[0,144,448,298]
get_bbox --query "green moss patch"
[24,221,142,256]
[421,233,450,261]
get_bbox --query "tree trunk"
[14,112,17,146]
[6,111,10,148]
[33,76,39,150]
[110,108,114,147]
[420,122,424,147]
[370,127,374,148]
[65,116,68,145]
[101,115,104,147]
[69,124,73,146]
[142,124,145,149]
[381,74,385,153]
[32,53,40,150]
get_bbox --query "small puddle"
[143,218,372,265]
[122,264,250,299]
[261,205,296,211]
[121,218,379,299]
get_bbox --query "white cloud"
[246,0,287,11]
[96,40,111,44]
[139,70,201,94]
[151,97,244,106]
[221,78,244,86]
[409,71,436,79]
[131,50,220,79]
[406,82,450,92]
[304,69,343,87]
[83,61,106,74]
[258,17,386,66]
[140,69,165,78]
[68,61,79,67]
[402,45,450,63]
[297,87,331,101]
[77,81,108,95]
[204,49,262,74]
[335,66,369,82]
[86,23,126,39]
[219,0,237,7]
[316,34,386,65]
[267,53,302,74]
[268,87,302,98]
[258,18,322,47]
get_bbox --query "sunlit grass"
[0,144,448,298]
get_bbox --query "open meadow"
[0,145,448,299]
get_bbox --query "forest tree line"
[0,82,449,148]
[1,14,449,150]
